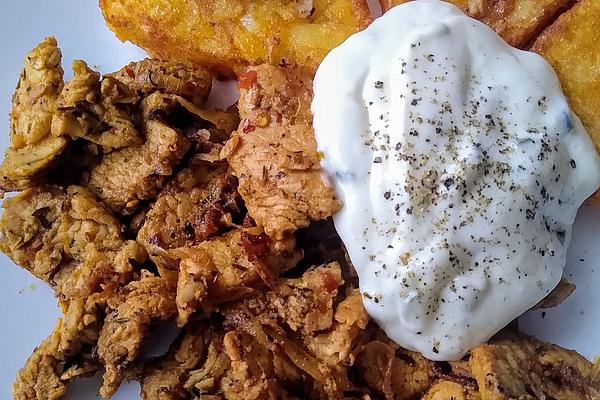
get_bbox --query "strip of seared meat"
[0,37,67,192]
[137,160,243,272]
[51,60,141,150]
[225,64,340,240]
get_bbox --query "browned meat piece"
[84,86,240,216]
[534,277,576,309]
[0,37,67,192]
[140,91,239,143]
[51,58,219,153]
[98,272,177,397]
[13,335,69,400]
[109,59,213,105]
[354,334,431,400]
[225,64,340,239]
[149,323,302,400]
[53,240,147,301]
[205,326,304,399]
[173,228,301,326]
[58,185,125,258]
[51,60,141,150]
[223,260,341,336]
[13,287,114,400]
[0,185,146,298]
[422,380,481,400]
[140,323,228,400]
[9,37,63,148]
[221,262,358,399]
[141,361,188,399]
[267,262,343,335]
[220,330,291,400]
[303,290,370,399]
[305,290,369,367]
[0,185,67,281]
[470,331,600,400]
[137,160,242,271]
[183,329,231,397]
[0,137,67,193]
[56,293,113,358]
[85,119,190,214]
[0,186,147,299]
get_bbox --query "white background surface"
[0,1,598,399]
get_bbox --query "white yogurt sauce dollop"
[312,0,600,360]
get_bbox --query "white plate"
[0,1,598,399]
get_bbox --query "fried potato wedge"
[100,0,372,75]
[380,0,574,48]
[532,0,600,204]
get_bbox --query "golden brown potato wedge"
[532,0,600,204]
[100,0,372,75]
[380,0,574,48]
[532,0,600,175]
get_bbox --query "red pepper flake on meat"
[241,230,271,262]
[321,270,341,293]
[194,206,226,241]
[238,69,258,89]
[241,216,271,261]
[124,66,135,78]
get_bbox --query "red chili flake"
[194,206,226,241]
[124,66,135,78]
[317,300,328,313]
[238,69,257,89]
[321,271,341,293]
[242,119,256,133]
[241,231,271,262]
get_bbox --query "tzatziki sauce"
[311,0,600,360]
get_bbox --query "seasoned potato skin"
[380,0,574,48]
[100,0,372,75]
[532,0,600,202]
